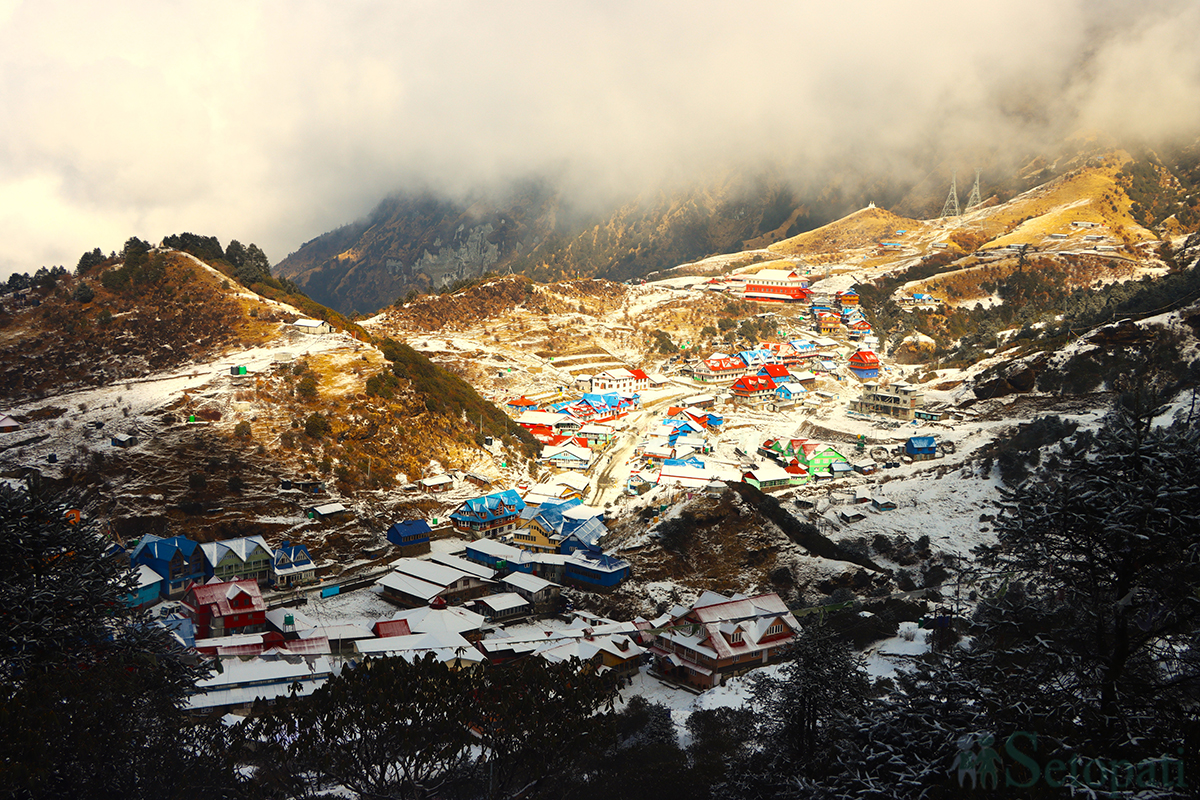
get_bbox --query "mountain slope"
[274,169,915,314]
[275,139,1200,316]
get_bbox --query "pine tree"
[974,400,1200,774]
[0,482,227,798]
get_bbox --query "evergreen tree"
[75,247,106,275]
[224,239,247,269]
[0,482,229,798]
[234,243,272,287]
[248,653,618,799]
[719,626,872,798]
[974,400,1200,767]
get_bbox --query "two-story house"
[181,579,266,639]
[128,534,204,598]
[451,489,527,539]
[649,591,799,689]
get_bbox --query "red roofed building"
[372,619,413,638]
[848,349,881,378]
[649,591,799,689]
[731,375,777,406]
[743,269,811,303]
[506,396,538,412]
[691,356,747,384]
[759,363,792,381]
[181,579,267,639]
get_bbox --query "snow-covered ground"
[0,326,370,480]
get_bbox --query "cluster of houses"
[692,343,829,385]
[124,534,317,606]
[508,386,643,473]
[626,397,740,494]
[185,586,802,713]
[809,287,873,342]
[425,485,633,592]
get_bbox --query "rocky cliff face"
[275,181,567,314]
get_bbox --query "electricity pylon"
[940,171,960,217]
[965,168,982,209]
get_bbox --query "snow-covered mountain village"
[6,3,1200,796]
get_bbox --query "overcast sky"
[2,0,1198,279]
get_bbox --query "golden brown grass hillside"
[768,206,924,257]
[967,154,1156,250]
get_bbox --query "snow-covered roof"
[375,571,444,601]
[390,558,479,588]
[419,474,454,487]
[134,564,162,589]
[475,592,530,613]
[517,410,573,426]
[502,571,557,594]
[389,605,488,635]
[199,535,271,569]
[550,471,592,491]
[187,656,334,710]
[354,631,483,665]
[430,554,496,580]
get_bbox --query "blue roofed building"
[736,348,775,368]
[271,542,318,588]
[563,550,631,589]
[451,489,527,539]
[905,436,937,460]
[386,519,433,556]
[558,516,608,555]
[128,534,205,598]
[775,382,806,404]
[465,537,628,589]
[521,499,609,556]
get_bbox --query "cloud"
[1,0,1197,278]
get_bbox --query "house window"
[730,631,743,643]
[767,623,784,636]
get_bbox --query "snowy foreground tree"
[971,401,1200,788]
[244,652,621,800]
[0,482,236,799]
[721,404,1200,800]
